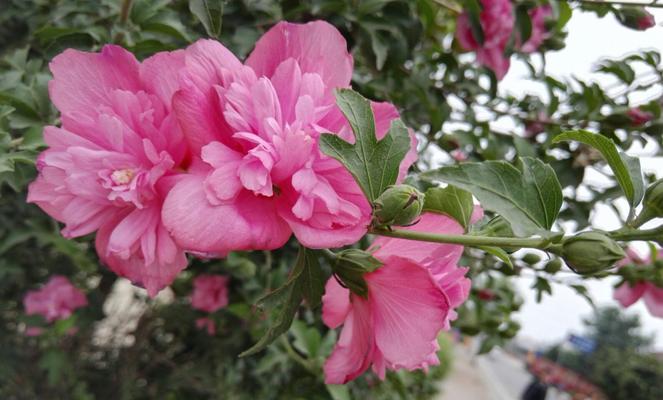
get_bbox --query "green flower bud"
[544,258,563,274]
[522,253,541,265]
[635,179,663,226]
[332,249,383,298]
[561,232,626,275]
[373,185,424,227]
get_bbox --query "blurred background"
[1,1,662,399]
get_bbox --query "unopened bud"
[619,7,656,31]
[562,232,625,275]
[522,253,541,265]
[373,185,424,227]
[544,258,563,274]
[636,179,663,226]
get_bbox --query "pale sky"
[499,6,663,350]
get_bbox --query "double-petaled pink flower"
[322,211,480,384]
[456,2,551,79]
[162,21,416,255]
[190,274,229,313]
[24,275,87,322]
[613,249,663,318]
[27,46,189,296]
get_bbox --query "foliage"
[1,0,663,398]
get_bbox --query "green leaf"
[326,384,352,400]
[552,130,644,212]
[532,277,552,303]
[188,0,224,38]
[423,157,563,237]
[240,246,323,357]
[319,89,411,202]
[423,185,474,230]
[477,246,513,269]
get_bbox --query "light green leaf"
[319,89,411,202]
[423,157,562,237]
[327,384,352,400]
[188,0,224,38]
[240,246,323,357]
[423,185,474,230]
[552,130,644,212]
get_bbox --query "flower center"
[110,168,135,185]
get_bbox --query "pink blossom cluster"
[456,1,552,79]
[24,275,87,323]
[613,249,663,318]
[28,20,473,383]
[190,274,230,335]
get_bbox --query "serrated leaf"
[240,246,323,357]
[552,130,644,213]
[188,0,224,38]
[319,89,411,202]
[422,157,562,237]
[423,185,474,230]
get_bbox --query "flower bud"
[544,258,562,274]
[561,232,625,275]
[373,185,424,227]
[522,253,541,265]
[618,7,656,31]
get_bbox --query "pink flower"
[450,149,467,162]
[456,0,514,79]
[190,274,229,313]
[613,249,663,318]
[195,317,217,335]
[614,282,663,318]
[25,327,44,337]
[322,212,480,384]
[637,11,656,30]
[162,21,417,255]
[24,276,87,322]
[525,111,549,137]
[519,5,553,53]
[27,46,189,296]
[627,108,653,126]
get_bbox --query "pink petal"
[49,45,141,119]
[246,21,353,91]
[322,278,351,329]
[613,282,647,308]
[643,284,663,318]
[323,298,374,384]
[140,50,186,109]
[368,256,449,370]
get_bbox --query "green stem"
[279,336,316,374]
[609,226,663,241]
[370,228,554,249]
[320,248,338,263]
[119,0,133,24]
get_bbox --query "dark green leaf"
[423,157,563,237]
[423,185,474,229]
[553,130,644,212]
[477,246,513,269]
[188,0,224,38]
[240,246,323,356]
[319,89,411,202]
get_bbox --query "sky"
[499,5,663,350]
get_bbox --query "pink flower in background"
[27,46,189,296]
[456,0,514,79]
[519,5,553,53]
[614,281,663,318]
[322,211,480,384]
[24,275,87,322]
[191,274,229,313]
[162,21,417,255]
[627,108,653,126]
[195,317,217,335]
[450,149,467,162]
[613,249,663,318]
[25,327,44,337]
[525,111,550,137]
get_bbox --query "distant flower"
[450,149,467,162]
[322,211,481,384]
[637,11,656,30]
[191,274,229,313]
[456,0,514,79]
[24,275,87,322]
[627,108,653,126]
[613,248,663,318]
[525,111,550,137]
[27,46,189,296]
[519,5,553,53]
[195,317,216,335]
[25,327,44,337]
[162,21,417,255]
